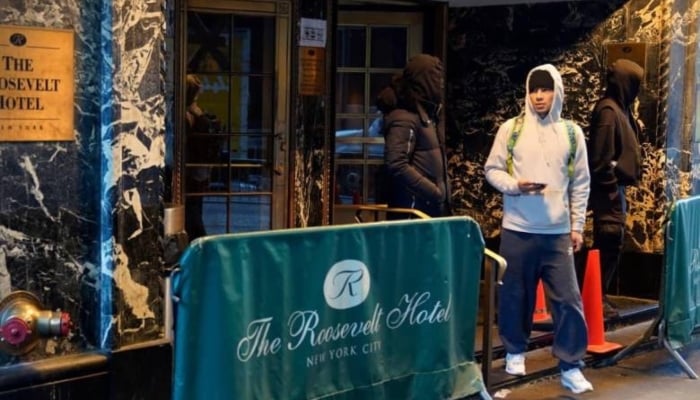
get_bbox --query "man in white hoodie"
[484,64,593,394]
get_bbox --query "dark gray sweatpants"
[497,228,588,370]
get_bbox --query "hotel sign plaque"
[0,25,75,141]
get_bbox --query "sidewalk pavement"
[490,321,700,399]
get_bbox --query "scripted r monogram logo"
[323,260,371,310]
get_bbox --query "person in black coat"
[587,58,645,313]
[376,54,450,219]
[184,74,213,241]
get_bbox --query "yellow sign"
[300,47,325,96]
[0,25,75,141]
[606,42,646,79]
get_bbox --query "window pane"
[232,16,275,74]
[367,164,384,204]
[337,27,366,68]
[202,196,227,235]
[209,164,271,193]
[228,196,271,232]
[230,134,272,163]
[368,115,383,137]
[370,27,407,68]
[335,164,363,204]
[196,75,229,132]
[369,73,395,114]
[336,119,363,160]
[336,118,363,135]
[201,195,271,234]
[367,144,383,160]
[187,13,231,73]
[336,73,365,114]
[231,75,274,132]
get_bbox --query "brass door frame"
[175,0,291,230]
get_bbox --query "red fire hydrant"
[0,291,71,355]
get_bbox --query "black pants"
[594,222,625,293]
[590,185,627,294]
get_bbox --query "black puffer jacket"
[376,54,450,218]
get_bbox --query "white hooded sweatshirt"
[484,64,590,234]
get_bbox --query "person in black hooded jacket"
[376,54,450,218]
[587,58,645,313]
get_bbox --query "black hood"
[605,59,644,109]
[376,54,444,116]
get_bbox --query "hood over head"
[528,70,555,92]
[377,54,444,116]
[524,64,564,122]
[605,58,644,109]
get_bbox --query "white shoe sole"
[505,367,526,376]
[562,381,593,394]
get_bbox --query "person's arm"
[569,124,591,234]
[186,102,212,133]
[384,119,443,202]
[588,107,618,194]
[484,119,521,195]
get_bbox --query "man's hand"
[571,231,583,252]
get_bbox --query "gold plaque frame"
[0,25,75,141]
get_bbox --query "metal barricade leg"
[481,249,506,393]
[659,321,699,379]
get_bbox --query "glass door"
[334,12,422,208]
[183,0,289,238]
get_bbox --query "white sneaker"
[505,353,526,376]
[561,368,594,394]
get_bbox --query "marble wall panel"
[102,0,166,346]
[446,0,670,253]
[293,0,331,227]
[0,0,102,364]
[0,0,167,364]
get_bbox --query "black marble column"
[0,0,167,366]
[292,0,333,227]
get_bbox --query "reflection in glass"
[369,73,395,114]
[370,27,407,68]
[367,164,384,204]
[367,144,383,160]
[187,13,275,74]
[229,76,274,132]
[336,118,366,160]
[336,73,365,114]
[231,16,275,74]
[335,165,364,204]
[228,196,271,233]
[202,195,271,234]
[187,13,230,72]
[337,27,366,68]
[185,11,276,236]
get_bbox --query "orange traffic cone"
[582,249,622,353]
[533,280,551,322]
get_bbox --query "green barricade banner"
[172,216,485,400]
[664,196,700,348]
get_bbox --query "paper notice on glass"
[299,18,326,48]
[299,47,325,96]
